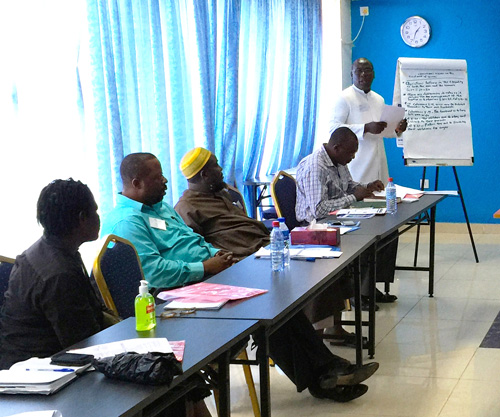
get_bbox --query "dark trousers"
[266,310,350,392]
[361,232,399,296]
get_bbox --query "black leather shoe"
[309,384,368,402]
[350,296,379,311]
[376,288,398,303]
[336,362,379,386]
[317,369,338,390]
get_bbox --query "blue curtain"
[236,0,322,204]
[82,0,321,216]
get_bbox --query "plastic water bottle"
[386,177,397,214]
[270,220,285,271]
[278,217,290,267]
[135,280,156,331]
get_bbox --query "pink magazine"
[157,282,267,303]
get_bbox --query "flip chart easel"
[393,58,478,263]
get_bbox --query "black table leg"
[353,258,363,366]
[217,350,231,417]
[257,327,271,417]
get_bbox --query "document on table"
[254,246,342,259]
[424,190,458,196]
[380,105,405,138]
[0,357,92,395]
[69,338,173,359]
[372,184,423,199]
[158,282,267,303]
[5,412,62,417]
[164,299,227,310]
[336,208,386,218]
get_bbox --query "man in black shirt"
[0,179,118,369]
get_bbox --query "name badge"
[149,217,167,230]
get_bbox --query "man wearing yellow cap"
[176,148,270,257]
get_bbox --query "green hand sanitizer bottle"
[135,280,156,331]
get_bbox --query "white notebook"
[0,357,90,395]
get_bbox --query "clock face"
[401,16,431,48]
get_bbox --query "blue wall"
[350,0,498,223]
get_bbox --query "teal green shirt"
[101,194,219,289]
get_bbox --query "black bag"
[93,351,183,385]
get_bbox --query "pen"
[25,368,75,372]
[291,257,316,262]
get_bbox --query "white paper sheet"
[254,247,342,259]
[69,338,172,359]
[380,105,406,138]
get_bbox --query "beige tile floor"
[206,228,500,417]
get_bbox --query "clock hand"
[413,27,420,40]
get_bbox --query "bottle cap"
[278,217,285,222]
[272,221,280,228]
[388,177,393,182]
[139,280,149,295]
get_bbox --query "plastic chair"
[270,170,305,230]
[0,255,15,308]
[91,234,145,318]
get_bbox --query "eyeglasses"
[160,308,196,319]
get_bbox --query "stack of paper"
[157,282,268,310]
[0,358,91,395]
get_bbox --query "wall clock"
[400,16,431,48]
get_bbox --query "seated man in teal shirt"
[102,152,378,402]
[101,154,236,289]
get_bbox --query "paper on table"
[158,282,267,302]
[0,368,79,395]
[424,190,458,196]
[373,184,424,199]
[255,246,342,259]
[380,105,405,138]
[6,412,62,417]
[69,338,173,359]
[164,299,227,310]
[337,208,386,215]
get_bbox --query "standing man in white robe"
[328,57,407,184]
[328,58,407,303]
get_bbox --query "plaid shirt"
[295,145,360,222]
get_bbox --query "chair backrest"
[0,255,15,308]
[91,235,145,319]
[270,171,303,231]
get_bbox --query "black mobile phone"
[50,352,94,366]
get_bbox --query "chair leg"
[238,350,261,417]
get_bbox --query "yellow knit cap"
[180,147,212,179]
